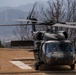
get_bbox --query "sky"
[0,0,48,7]
[0,0,49,41]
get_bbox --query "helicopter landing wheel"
[70,63,75,70]
[34,62,40,70]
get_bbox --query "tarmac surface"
[0,48,76,75]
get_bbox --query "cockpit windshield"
[44,42,74,54]
[61,43,74,52]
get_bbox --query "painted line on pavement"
[10,61,32,70]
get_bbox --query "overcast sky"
[0,0,48,7]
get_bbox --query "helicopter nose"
[47,52,64,58]
[46,52,75,65]
[46,52,64,64]
[51,52,64,58]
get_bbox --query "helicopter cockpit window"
[44,42,74,54]
[45,43,60,54]
[61,43,74,52]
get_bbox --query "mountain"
[0,3,34,13]
[0,3,37,24]
[0,9,28,24]
[0,6,11,12]
[0,3,41,42]
[15,4,33,12]
[0,7,29,41]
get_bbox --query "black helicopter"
[15,16,76,70]
[0,13,76,70]
[33,28,76,70]
[1,17,76,70]
[14,3,76,70]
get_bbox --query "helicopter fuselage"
[41,40,75,65]
[34,40,76,67]
[33,31,76,70]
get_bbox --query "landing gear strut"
[34,62,40,70]
[70,63,75,70]
[34,61,44,70]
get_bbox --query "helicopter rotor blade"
[15,19,42,23]
[0,23,76,27]
[53,23,76,29]
[0,23,52,26]
[66,22,76,25]
[0,24,28,26]
[15,19,76,25]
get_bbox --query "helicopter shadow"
[39,64,74,71]
[38,65,76,75]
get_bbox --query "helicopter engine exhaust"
[57,31,68,39]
